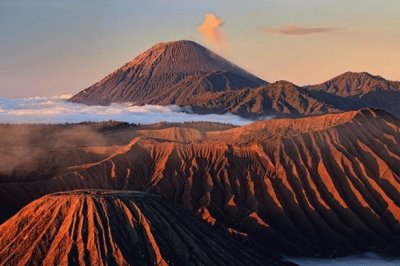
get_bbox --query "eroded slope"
[1,109,399,257]
[0,190,286,265]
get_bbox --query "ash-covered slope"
[0,190,287,266]
[1,109,399,257]
[70,40,266,105]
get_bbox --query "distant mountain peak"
[152,39,200,48]
[310,71,400,97]
[332,71,386,81]
[70,40,267,105]
[270,80,299,88]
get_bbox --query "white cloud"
[287,253,400,266]
[0,96,255,125]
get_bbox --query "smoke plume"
[198,13,225,47]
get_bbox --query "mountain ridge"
[69,40,400,117]
[1,108,399,256]
[308,71,400,96]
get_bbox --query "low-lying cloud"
[0,96,253,125]
[263,25,338,35]
[287,252,400,266]
[198,13,225,47]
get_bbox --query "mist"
[0,95,254,179]
[0,96,253,125]
[287,253,400,266]
[0,122,115,181]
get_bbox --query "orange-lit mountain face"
[70,41,400,118]
[1,108,399,256]
[0,190,287,265]
[70,40,267,105]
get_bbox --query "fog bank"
[288,253,400,266]
[0,96,254,125]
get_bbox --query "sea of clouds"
[287,252,400,266]
[0,95,255,125]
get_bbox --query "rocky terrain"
[69,40,400,118]
[183,81,340,118]
[0,190,288,265]
[1,108,399,257]
[169,73,400,118]
[306,71,400,116]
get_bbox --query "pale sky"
[1,0,399,97]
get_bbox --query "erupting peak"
[70,40,267,105]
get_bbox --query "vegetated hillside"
[0,190,288,265]
[70,40,267,105]
[1,108,399,257]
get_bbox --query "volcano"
[0,190,288,265]
[70,40,267,105]
[1,108,399,257]
[70,40,400,118]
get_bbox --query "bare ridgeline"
[1,40,400,265]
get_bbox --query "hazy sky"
[1,0,400,97]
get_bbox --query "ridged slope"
[182,75,400,118]
[1,109,399,256]
[306,72,400,116]
[309,72,400,97]
[183,81,340,117]
[207,110,359,144]
[0,190,286,266]
[70,40,266,105]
